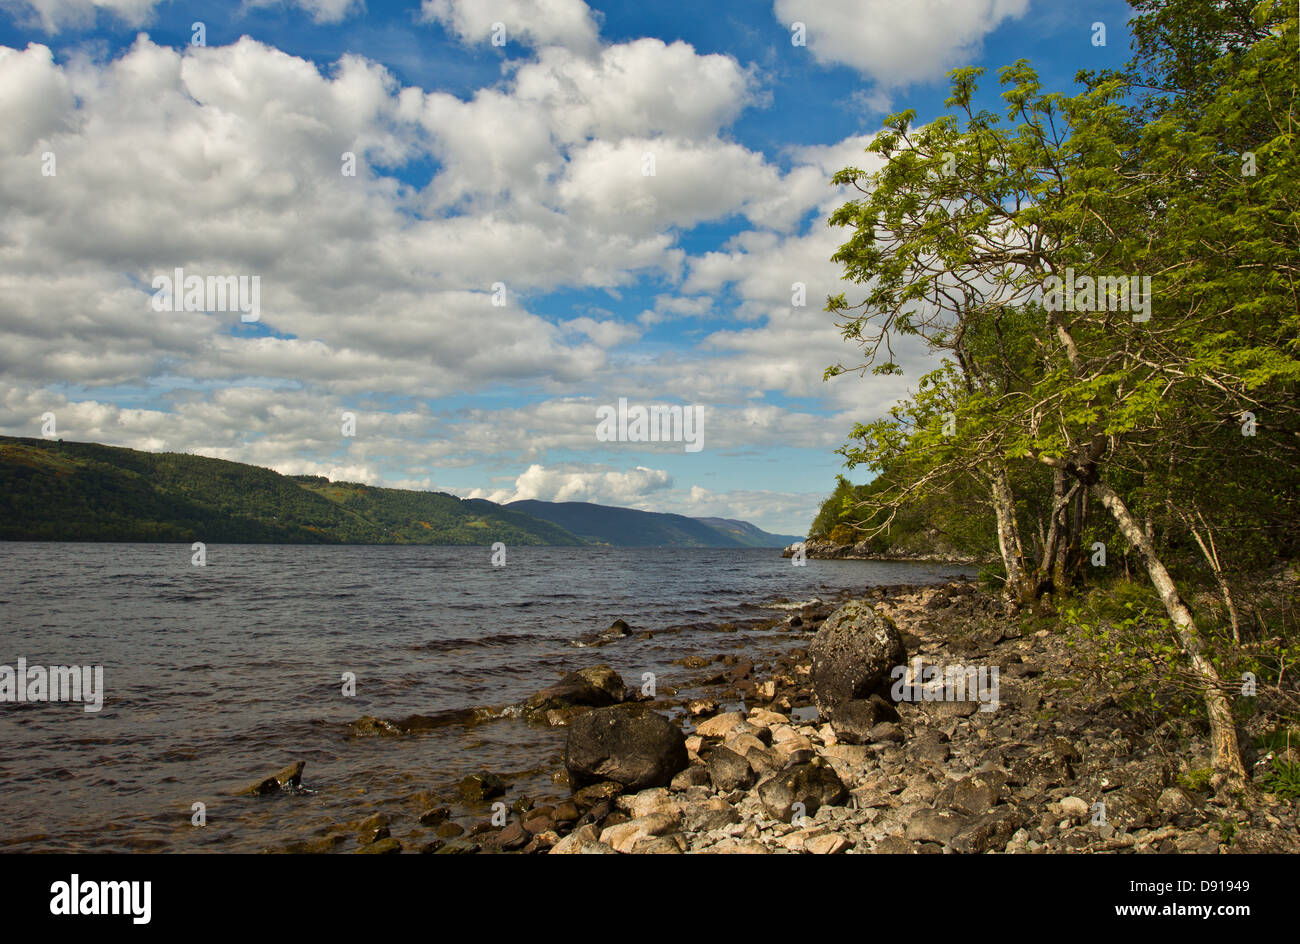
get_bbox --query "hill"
[692,516,801,548]
[0,437,794,548]
[504,500,797,547]
[0,436,583,546]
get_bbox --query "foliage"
[0,436,586,546]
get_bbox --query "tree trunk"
[990,463,1035,610]
[1090,479,1246,783]
[1041,469,1078,594]
[1183,511,1242,645]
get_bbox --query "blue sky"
[0,0,1134,533]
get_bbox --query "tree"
[825,1,1299,782]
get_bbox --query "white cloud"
[557,136,780,236]
[561,316,640,348]
[775,0,1029,86]
[2,0,366,32]
[421,0,601,53]
[0,0,157,33]
[468,462,673,504]
[511,40,757,143]
[0,25,935,535]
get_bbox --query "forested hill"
[0,436,584,545]
[0,437,798,548]
[503,499,800,547]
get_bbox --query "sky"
[0,0,1134,534]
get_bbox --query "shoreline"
[263,575,1299,854]
[782,538,993,567]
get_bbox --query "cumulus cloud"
[2,0,365,32]
[0,21,939,533]
[775,0,1030,87]
[467,463,673,505]
[0,0,158,33]
[421,0,601,53]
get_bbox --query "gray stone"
[809,600,906,710]
[565,706,689,791]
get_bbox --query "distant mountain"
[0,436,794,549]
[0,436,582,546]
[504,500,798,548]
[693,516,802,548]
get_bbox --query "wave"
[406,631,547,652]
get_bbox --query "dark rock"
[564,706,689,791]
[458,772,506,804]
[683,799,740,832]
[782,747,817,766]
[573,620,632,648]
[745,745,786,778]
[526,665,626,713]
[354,837,402,854]
[359,826,390,846]
[706,746,754,792]
[244,760,306,796]
[350,710,479,736]
[809,600,906,710]
[523,815,554,835]
[687,698,720,717]
[552,800,580,823]
[922,699,980,719]
[950,807,1024,854]
[756,761,847,823]
[944,770,1008,815]
[669,766,712,791]
[1005,740,1079,789]
[868,721,906,744]
[496,821,529,850]
[872,836,916,854]
[829,694,900,744]
[348,716,404,737]
[432,840,480,854]
[904,809,970,844]
[572,781,624,809]
[726,657,754,681]
[418,806,451,826]
[542,706,592,726]
[573,798,614,830]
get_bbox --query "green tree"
[825,0,1298,782]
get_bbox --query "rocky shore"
[782,537,990,566]
[250,579,1300,854]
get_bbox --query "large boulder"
[809,600,906,710]
[526,665,626,713]
[565,706,689,791]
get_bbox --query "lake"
[0,542,973,852]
